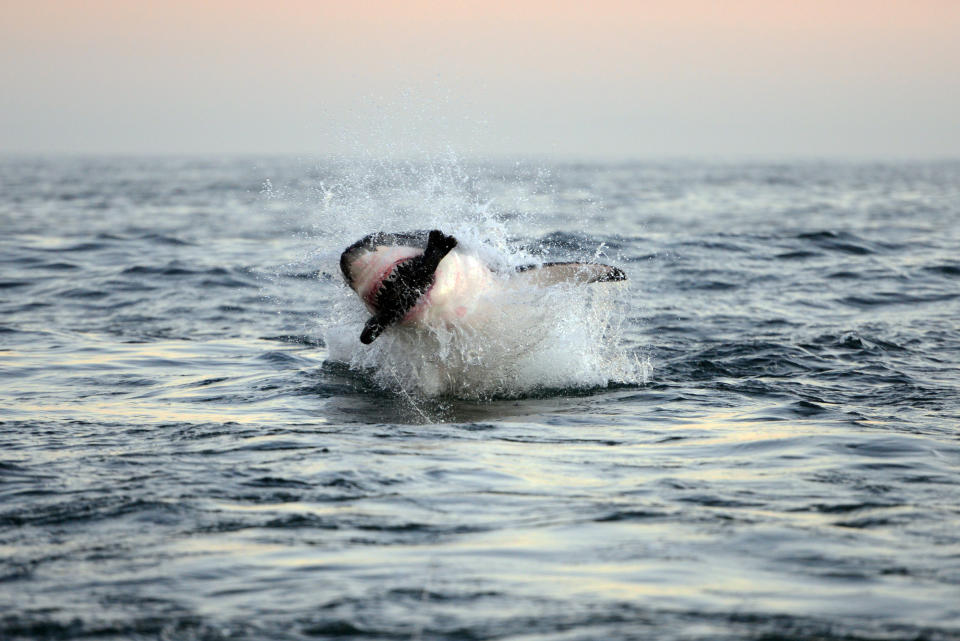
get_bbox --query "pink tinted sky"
[1,0,958,156]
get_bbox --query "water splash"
[288,155,648,399]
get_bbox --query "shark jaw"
[340,230,460,344]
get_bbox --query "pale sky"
[1,0,958,158]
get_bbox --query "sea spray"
[323,276,641,399]
[293,156,648,399]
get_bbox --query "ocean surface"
[1,155,959,640]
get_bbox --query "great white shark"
[339,229,626,344]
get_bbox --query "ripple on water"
[2,158,960,640]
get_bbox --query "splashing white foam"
[323,268,644,399]
[286,155,648,399]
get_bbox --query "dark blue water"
[2,156,959,640]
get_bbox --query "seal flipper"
[360,316,387,345]
[421,230,458,269]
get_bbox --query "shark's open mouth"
[363,257,414,308]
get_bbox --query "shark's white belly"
[405,250,496,326]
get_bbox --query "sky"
[1,0,958,158]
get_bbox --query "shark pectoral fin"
[513,262,627,287]
[360,316,387,344]
[589,265,627,282]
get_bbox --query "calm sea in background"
[1,155,959,640]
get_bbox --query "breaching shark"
[339,229,627,344]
